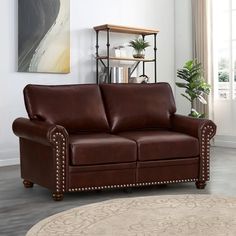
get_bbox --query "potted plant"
[129,37,150,59]
[176,59,210,118]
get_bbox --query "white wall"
[0,0,175,166]
[174,0,193,115]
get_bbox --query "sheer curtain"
[211,0,236,147]
[191,0,213,118]
[191,0,236,146]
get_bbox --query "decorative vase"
[132,49,145,59]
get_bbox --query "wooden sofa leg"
[52,192,64,201]
[23,180,34,188]
[195,181,206,189]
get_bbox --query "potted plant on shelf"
[129,37,150,59]
[176,59,210,118]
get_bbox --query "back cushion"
[100,83,176,133]
[24,84,109,133]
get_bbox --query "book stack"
[110,67,130,83]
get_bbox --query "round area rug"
[27,195,236,236]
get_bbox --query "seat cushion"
[69,133,137,166]
[100,83,176,133]
[24,84,109,133]
[118,130,199,161]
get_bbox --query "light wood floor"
[0,147,236,236]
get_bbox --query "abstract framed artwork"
[18,0,70,73]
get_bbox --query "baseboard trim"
[213,135,236,149]
[0,158,20,167]
[213,140,236,149]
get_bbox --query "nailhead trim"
[68,178,198,192]
[201,125,214,181]
[52,132,66,193]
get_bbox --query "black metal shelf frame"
[95,29,158,84]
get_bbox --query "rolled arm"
[172,114,216,182]
[171,114,216,139]
[12,118,68,145]
[13,118,69,193]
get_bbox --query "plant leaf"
[184,60,193,70]
[176,82,189,89]
[189,108,203,118]
[181,93,192,102]
[197,95,207,104]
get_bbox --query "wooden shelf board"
[97,56,155,62]
[94,24,159,35]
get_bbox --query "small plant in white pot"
[129,37,150,59]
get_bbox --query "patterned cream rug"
[27,195,236,236]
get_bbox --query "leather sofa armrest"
[171,114,216,183]
[13,118,69,194]
[12,118,69,146]
[171,114,216,139]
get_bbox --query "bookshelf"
[94,24,159,84]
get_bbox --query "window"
[213,0,236,99]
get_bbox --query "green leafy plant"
[129,37,150,58]
[176,59,210,118]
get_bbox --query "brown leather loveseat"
[13,83,216,201]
